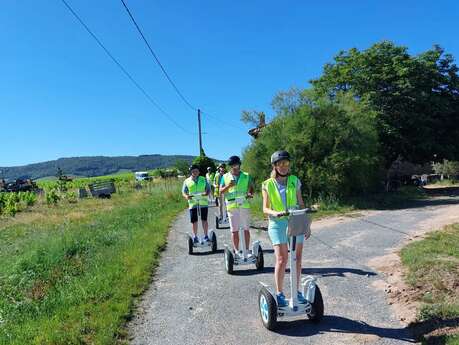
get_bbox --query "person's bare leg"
[244,230,250,251]
[232,231,239,252]
[202,220,208,236]
[274,244,288,294]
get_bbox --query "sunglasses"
[276,161,290,168]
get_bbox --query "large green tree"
[311,41,459,167]
[243,93,381,198]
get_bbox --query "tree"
[174,160,190,175]
[243,92,382,198]
[241,110,266,127]
[192,154,216,177]
[311,41,459,167]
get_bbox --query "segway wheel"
[255,246,264,271]
[307,285,324,323]
[215,215,220,229]
[211,232,217,252]
[224,247,234,274]
[188,236,194,255]
[259,287,277,330]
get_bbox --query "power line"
[120,0,196,111]
[119,0,245,131]
[60,0,193,135]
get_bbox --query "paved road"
[129,197,459,345]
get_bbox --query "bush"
[46,189,60,205]
[243,92,382,198]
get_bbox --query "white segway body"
[187,193,217,255]
[224,196,264,274]
[258,208,324,330]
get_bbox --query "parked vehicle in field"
[135,171,152,181]
[1,179,38,193]
[88,180,116,198]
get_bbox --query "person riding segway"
[182,164,217,254]
[220,156,263,273]
[258,150,324,329]
[206,167,216,205]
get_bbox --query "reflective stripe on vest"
[263,175,298,218]
[185,176,208,209]
[223,172,250,210]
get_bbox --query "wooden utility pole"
[198,108,203,155]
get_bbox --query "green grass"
[401,223,459,343]
[0,182,185,345]
[422,333,459,345]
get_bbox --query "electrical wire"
[60,0,194,135]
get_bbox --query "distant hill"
[0,155,196,181]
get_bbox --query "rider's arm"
[247,176,255,197]
[220,180,234,194]
[182,183,191,199]
[296,183,305,209]
[262,188,282,217]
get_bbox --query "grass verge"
[0,182,184,345]
[400,223,459,344]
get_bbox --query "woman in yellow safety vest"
[262,150,308,307]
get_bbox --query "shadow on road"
[190,249,224,256]
[301,267,377,277]
[231,266,376,277]
[275,315,415,342]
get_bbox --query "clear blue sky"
[1,0,458,167]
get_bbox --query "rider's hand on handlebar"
[246,193,254,199]
[275,211,288,218]
[186,194,193,200]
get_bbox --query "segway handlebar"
[276,208,316,217]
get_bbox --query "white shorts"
[228,208,250,233]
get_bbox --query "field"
[0,178,185,345]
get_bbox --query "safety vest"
[213,173,224,196]
[184,176,208,209]
[206,172,215,184]
[263,175,299,219]
[223,172,250,210]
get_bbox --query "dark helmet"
[271,150,290,165]
[228,155,241,166]
[189,164,200,172]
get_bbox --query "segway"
[258,208,324,330]
[187,193,217,255]
[224,195,264,274]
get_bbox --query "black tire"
[215,215,220,229]
[259,287,277,330]
[224,247,234,274]
[211,232,217,252]
[256,247,264,271]
[188,236,193,255]
[308,285,324,323]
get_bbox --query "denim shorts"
[268,218,305,245]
